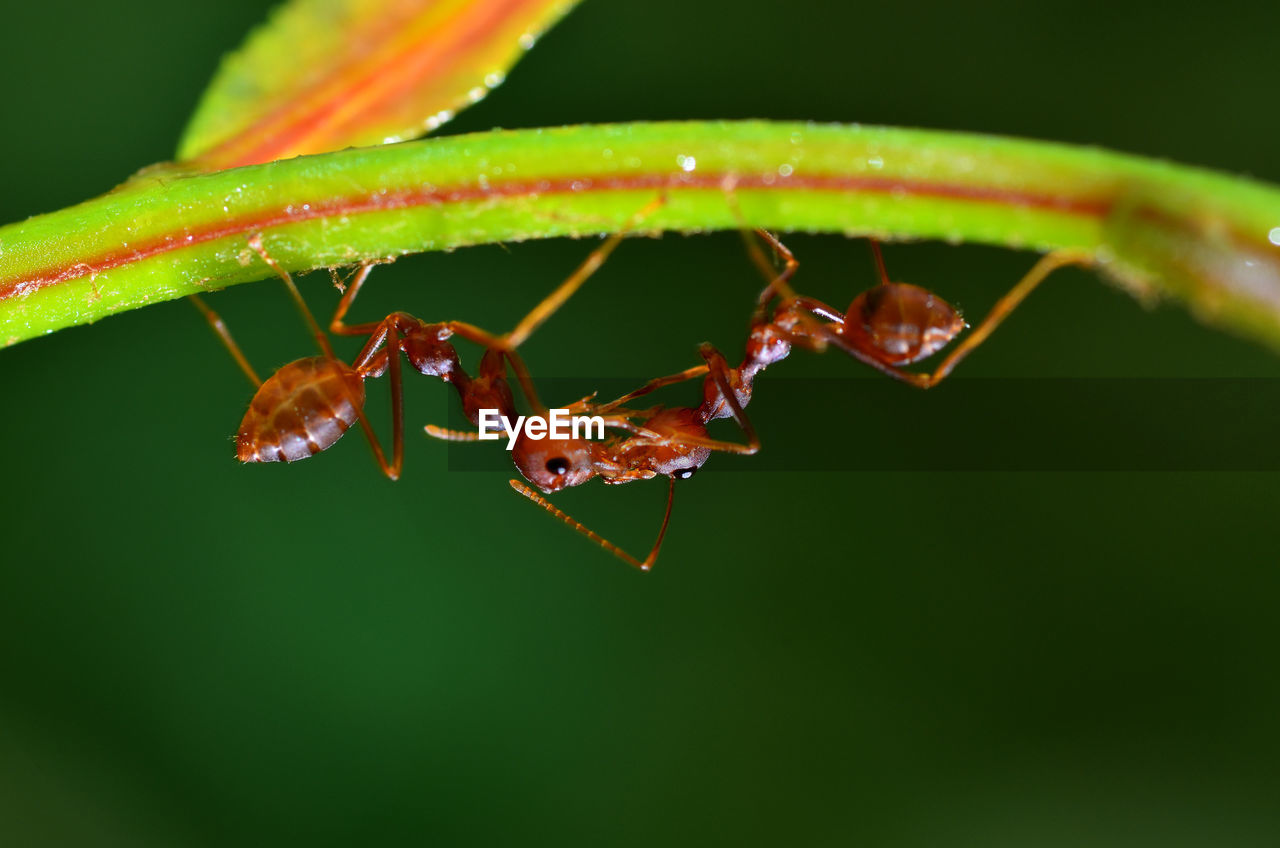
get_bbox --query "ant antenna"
[424,425,482,442]
[509,476,677,572]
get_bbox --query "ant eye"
[545,457,570,476]
[675,467,698,480]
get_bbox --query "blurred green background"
[3,0,1280,845]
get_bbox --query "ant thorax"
[609,408,712,481]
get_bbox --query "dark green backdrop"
[3,1,1279,845]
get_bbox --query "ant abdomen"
[847,283,966,365]
[236,356,366,463]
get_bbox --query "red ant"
[196,198,1089,571]
[735,229,1091,390]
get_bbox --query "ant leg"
[588,415,665,440]
[681,343,761,455]
[343,314,410,478]
[189,294,262,387]
[916,250,1094,387]
[723,188,818,342]
[505,195,667,349]
[329,263,386,337]
[747,229,842,322]
[559,391,600,414]
[620,346,762,457]
[442,321,548,413]
[446,194,667,412]
[868,240,893,286]
[741,227,800,306]
[590,364,711,415]
[589,351,762,457]
[329,315,402,480]
[247,234,336,359]
[381,318,406,478]
[721,186,811,324]
[509,475,676,572]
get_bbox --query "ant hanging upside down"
[199,196,1091,570]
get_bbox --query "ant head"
[511,433,597,494]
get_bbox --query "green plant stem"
[2,120,1279,348]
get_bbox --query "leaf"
[177,0,580,170]
[8,121,1280,349]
